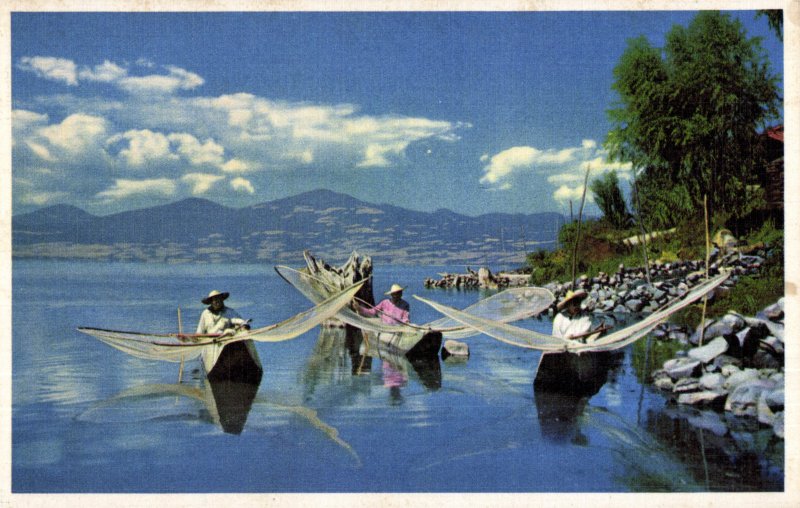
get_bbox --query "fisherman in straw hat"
[196,290,251,336]
[355,283,410,325]
[552,289,608,342]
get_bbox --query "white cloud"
[230,177,255,194]
[480,146,538,185]
[18,190,69,206]
[13,109,49,127]
[117,66,204,95]
[220,158,252,173]
[25,141,55,161]
[553,184,593,205]
[167,133,225,166]
[78,60,128,83]
[18,56,78,85]
[181,173,224,195]
[481,140,633,208]
[108,129,176,167]
[96,178,177,200]
[19,56,204,96]
[38,113,108,154]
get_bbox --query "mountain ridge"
[13,190,564,265]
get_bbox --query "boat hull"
[203,340,263,384]
[533,350,623,396]
[372,330,443,359]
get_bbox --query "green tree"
[606,11,780,224]
[756,9,783,41]
[589,170,632,228]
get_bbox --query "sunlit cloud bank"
[13,56,467,212]
[480,139,632,205]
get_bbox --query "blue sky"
[11,10,784,217]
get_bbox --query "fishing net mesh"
[275,265,555,338]
[78,281,364,362]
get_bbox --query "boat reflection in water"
[304,326,442,404]
[77,371,262,435]
[533,350,623,444]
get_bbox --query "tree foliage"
[589,170,632,228]
[756,9,783,41]
[606,12,780,227]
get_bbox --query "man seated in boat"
[355,284,410,325]
[552,289,609,343]
[196,290,251,337]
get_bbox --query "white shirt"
[552,312,593,340]
[196,306,244,335]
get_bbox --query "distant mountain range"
[12,189,564,265]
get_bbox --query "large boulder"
[688,336,729,364]
[724,379,775,417]
[663,358,701,380]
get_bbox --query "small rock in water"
[441,339,469,359]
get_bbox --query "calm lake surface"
[12,260,783,493]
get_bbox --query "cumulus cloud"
[18,190,69,206]
[117,66,204,95]
[18,55,204,95]
[96,178,177,200]
[37,113,108,155]
[553,184,592,204]
[230,177,255,194]
[78,60,128,83]
[18,56,78,85]
[107,129,176,167]
[481,140,632,205]
[480,146,539,186]
[14,56,467,212]
[181,173,225,195]
[13,109,49,127]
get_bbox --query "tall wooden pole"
[177,307,185,383]
[570,167,591,290]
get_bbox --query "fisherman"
[356,283,410,325]
[552,289,607,342]
[196,290,251,336]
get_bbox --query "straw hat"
[202,290,230,304]
[557,289,588,311]
[385,284,406,295]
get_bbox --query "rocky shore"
[427,245,783,439]
[650,298,784,439]
[424,266,531,289]
[543,250,766,316]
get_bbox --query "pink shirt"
[361,298,410,324]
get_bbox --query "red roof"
[765,125,783,143]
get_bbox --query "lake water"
[11,260,783,493]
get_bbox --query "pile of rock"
[545,251,766,316]
[650,298,785,438]
[424,267,531,289]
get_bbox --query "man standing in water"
[196,290,250,336]
[552,289,607,342]
[356,283,410,325]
